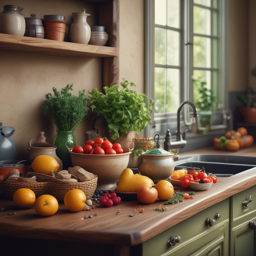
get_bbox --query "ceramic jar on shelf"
[89,26,108,46]
[0,5,25,36]
[25,14,44,38]
[70,9,91,44]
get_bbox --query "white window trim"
[145,0,230,142]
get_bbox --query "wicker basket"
[0,180,49,200]
[48,175,98,202]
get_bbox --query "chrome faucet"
[164,101,206,151]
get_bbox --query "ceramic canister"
[0,5,25,36]
[70,9,91,44]
[25,14,44,38]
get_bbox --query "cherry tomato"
[180,177,190,188]
[83,144,92,154]
[72,146,84,154]
[92,143,100,148]
[194,177,200,183]
[115,147,124,154]
[93,146,105,154]
[197,172,208,179]
[102,143,112,152]
[103,140,112,147]
[209,176,218,183]
[112,143,122,151]
[95,138,104,145]
[204,177,213,183]
[85,140,94,146]
[183,174,194,182]
[105,148,117,154]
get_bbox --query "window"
[145,0,229,142]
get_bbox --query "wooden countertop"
[0,145,256,247]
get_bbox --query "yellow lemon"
[31,155,60,175]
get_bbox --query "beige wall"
[229,0,249,92]
[0,0,145,160]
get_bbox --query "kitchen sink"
[175,155,256,177]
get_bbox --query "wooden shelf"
[0,33,118,58]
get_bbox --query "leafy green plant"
[193,76,217,111]
[88,80,154,140]
[42,84,89,131]
[237,88,255,107]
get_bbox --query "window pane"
[194,6,211,35]
[194,0,211,7]
[166,69,180,113]
[193,36,211,68]
[155,0,166,25]
[212,11,219,36]
[155,28,166,64]
[212,0,218,9]
[212,39,219,68]
[167,0,180,28]
[155,68,166,114]
[167,30,180,66]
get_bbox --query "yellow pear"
[116,168,154,192]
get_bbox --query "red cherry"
[105,199,113,207]
[110,193,117,198]
[83,144,92,154]
[103,193,109,197]
[100,196,108,206]
[112,197,121,205]
[107,194,112,199]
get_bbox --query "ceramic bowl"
[67,146,131,190]
[189,181,213,191]
[168,177,181,186]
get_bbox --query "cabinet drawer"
[231,186,256,222]
[143,198,229,256]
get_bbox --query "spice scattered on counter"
[0,205,4,211]
[139,209,144,213]
[164,192,195,205]
[129,214,134,217]
[155,207,168,212]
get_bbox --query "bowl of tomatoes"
[65,138,131,190]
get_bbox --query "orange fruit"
[34,195,59,216]
[13,188,36,208]
[31,155,60,175]
[64,189,86,212]
[237,127,247,136]
[155,180,174,201]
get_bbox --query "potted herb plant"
[88,80,154,147]
[237,88,256,124]
[42,84,89,168]
[193,76,217,134]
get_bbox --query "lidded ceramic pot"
[28,131,63,171]
[89,26,108,46]
[70,9,91,44]
[25,14,44,38]
[0,5,25,36]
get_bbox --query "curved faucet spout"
[177,101,198,141]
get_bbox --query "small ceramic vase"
[25,14,44,38]
[28,131,63,171]
[0,5,25,36]
[70,9,91,44]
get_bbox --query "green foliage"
[193,76,217,111]
[88,80,154,140]
[42,84,89,131]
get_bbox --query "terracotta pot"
[43,20,67,41]
[240,107,256,124]
[0,165,29,179]
[108,131,136,150]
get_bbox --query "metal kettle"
[0,122,17,161]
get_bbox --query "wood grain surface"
[0,147,256,247]
[0,33,118,58]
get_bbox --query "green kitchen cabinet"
[143,199,230,256]
[230,186,256,256]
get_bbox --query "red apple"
[137,184,158,204]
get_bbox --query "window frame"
[145,0,230,141]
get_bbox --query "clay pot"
[43,20,67,41]
[240,107,256,124]
[28,131,63,171]
[109,131,136,150]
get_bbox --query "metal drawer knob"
[168,236,181,246]
[205,213,221,226]
[243,195,252,209]
[249,219,256,229]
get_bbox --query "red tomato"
[122,147,130,153]
[183,174,194,182]
[112,143,122,151]
[83,144,92,154]
[72,146,84,154]
[92,143,100,148]
[194,177,200,183]
[105,148,117,154]
[85,140,94,146]
[93,146,105,154]
[102,143,112,152]
[115,147,124,154]
[103,139,112,146]
[209,176,218,183]
[197,172,208,179]
[137,184,158,204]
[180,177,190,188]
[95,138,104,145]
[204,177,213,183]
